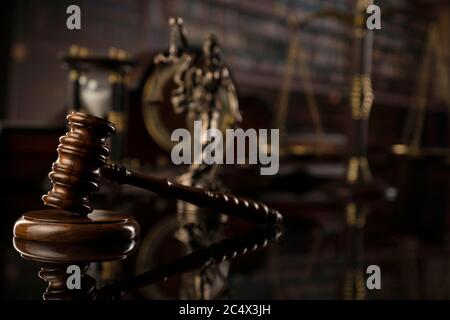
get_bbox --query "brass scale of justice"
[277,1,450,166]
[281,2,449,299]
[271,0,438,299]
[276,1,449,299]
[12,19,283,300]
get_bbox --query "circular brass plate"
[141,54,238,152]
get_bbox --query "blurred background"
[2,0,450,299]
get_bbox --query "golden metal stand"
[392,11,450,160]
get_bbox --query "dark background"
[1,0,450,299]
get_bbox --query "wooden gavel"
[43,112,282,225]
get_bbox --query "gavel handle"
[101,164,282,225]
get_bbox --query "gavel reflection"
[13,225,281,300]
[97,225,281,299]
[43,112,282,225]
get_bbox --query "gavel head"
[42,112,115,215]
